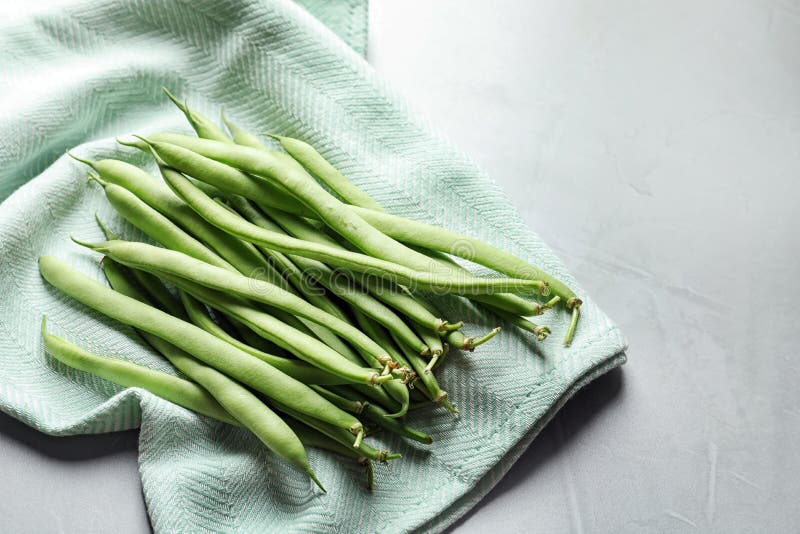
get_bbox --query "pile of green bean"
[39,90,581,491]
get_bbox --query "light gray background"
[1,0,798,532]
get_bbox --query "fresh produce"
[39,90,581,491]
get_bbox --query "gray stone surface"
[1,0,797,531]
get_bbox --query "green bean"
[81,239,395,370]
[329,386,433,445]
[148,136,446,272]
[39,256,363,438]
[270,134,384,212]
[145,331,325,490]
[416,244,558,325]
[123,135,312,217]
[101,258,325,489]
[94,214,190,321]
[178,290,347,385]
[494,311,550,342]
[41,317,237,426]
[151,271,391,386]
[143,139,547,295]
[401,342,456,413]
[164,98,303,211]
[420,250,554,342]
[355,212,580,343]
[397,335,456,413]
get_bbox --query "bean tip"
[162,87,187,113]
[94,214,119,241]
[66,151,96,169]
[70,235,104,251]
[86,171,107,188]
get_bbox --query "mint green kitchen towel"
[0,1,627,532]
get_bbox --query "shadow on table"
[0,411,139,461]
[445,366,625,532]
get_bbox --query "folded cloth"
[0,1,627,532]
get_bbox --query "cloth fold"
[0,1,627,532]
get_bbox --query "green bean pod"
[309,385,367,415]
[39,256,363,437]
[41,317,237,426]
[221,112,269,150]
[147,136,456,276]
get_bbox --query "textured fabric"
[0,1,627,532]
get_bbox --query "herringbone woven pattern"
[0,1,627,532]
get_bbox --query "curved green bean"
[39,256,363,437]
[41,317,237,426]
[284,418,374,490]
